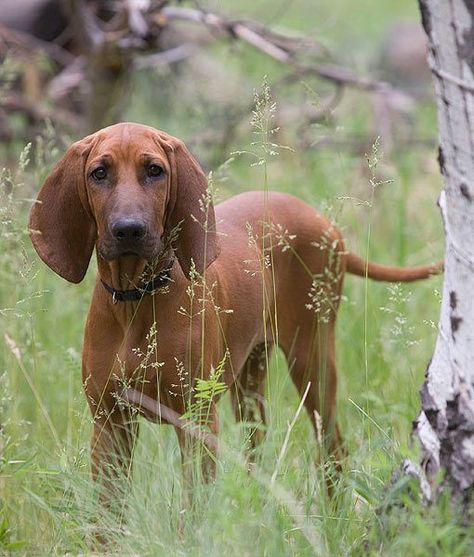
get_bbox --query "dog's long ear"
[29,138,97,283]
[159,135,220,277]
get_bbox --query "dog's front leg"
[90,408,139,504]
[175,400,219,492]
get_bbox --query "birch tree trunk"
[414,0,474,499]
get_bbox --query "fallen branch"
[0,23,74,66]
[160,5,410,96]
[1,93,80,129]
[0,0,414,147]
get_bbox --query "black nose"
[111,218,146,241]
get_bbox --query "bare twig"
[135,43,197,68]
[160,5,408,96]
[0,24,74,66]
[0,0,412,146]
[1,93,80,128]
[47,57,86,100]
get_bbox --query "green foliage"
[182,351,229,426]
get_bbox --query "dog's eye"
[147,164,164,178]
[91,167,107,181]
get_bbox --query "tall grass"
[2,87,467,557]
[2,2,472,555]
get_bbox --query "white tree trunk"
[415,0,474,498]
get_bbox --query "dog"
[29,122,440,493]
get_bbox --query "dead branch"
[2,93,80,128]
[0,0,414,148]
[160,5,409,96]
[0,23,74,66]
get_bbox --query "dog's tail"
[345,252,443,282]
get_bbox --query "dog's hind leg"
[282,319,343,468]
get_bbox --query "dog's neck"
[96,250,174,295]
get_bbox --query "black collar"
[101,266,173,303]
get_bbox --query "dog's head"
[29,123,219,282]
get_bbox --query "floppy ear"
[29,138,97,283]
[160,135,220,277]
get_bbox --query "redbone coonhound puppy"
[29,122,439,492]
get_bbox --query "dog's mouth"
[119,249,141,257]
[98,237,161,262]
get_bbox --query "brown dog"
[29,122,439,491]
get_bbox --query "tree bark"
[415,0,474,498]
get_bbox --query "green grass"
[2,0,473,555]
